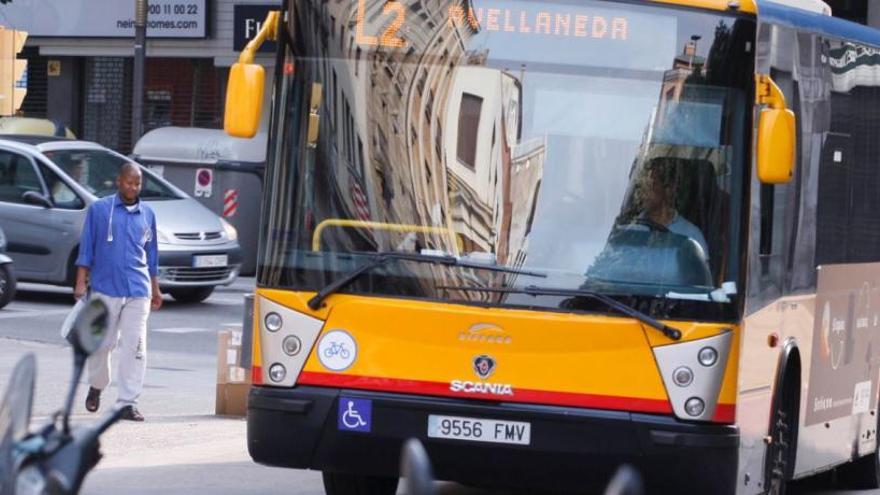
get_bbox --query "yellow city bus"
[226,0,880,493]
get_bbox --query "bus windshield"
[260,0,755,321]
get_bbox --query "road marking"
[150,327,215,334]
[205,297,243,306]
[0,309,71,320]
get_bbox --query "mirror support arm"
[239,11,280,65]
[62,353,86,435]
[756,74,787,110]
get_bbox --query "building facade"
[12,0,279,153]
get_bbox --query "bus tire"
[765,350,800,495]
[322,472,398,495]
[834,409,880,489]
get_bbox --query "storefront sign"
[234,4,281,52]
[0,0,208,38]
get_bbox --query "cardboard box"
[217,330,250,385]
[215,382,249,417]
[216,329,251,416]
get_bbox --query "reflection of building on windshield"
[314,0,543,270]
[303,0,744,299]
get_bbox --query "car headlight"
[221,218,238,242]
[157,229,171,244]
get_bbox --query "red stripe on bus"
[711,403,736,423]
[252,365,263,385]
[297,371,674,415]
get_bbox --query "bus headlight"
[685,397,705,417]
[673,366,694,387]
[257,295,325,387]
[265,312,282,332]
[698,347,718,367]
[282,335,302,356]
[269,363,287,382]
[652,330,732,422]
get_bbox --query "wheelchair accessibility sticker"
[338,397,372,433]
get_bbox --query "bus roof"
[651,0,757,15]
[654,1,880,49]
[758,0,880,48]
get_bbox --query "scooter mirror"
[0,354,35,495]
[69,298,109,356]
[399,438,434,495]
[603,465,644,495]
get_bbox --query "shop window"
[145,89,173,131]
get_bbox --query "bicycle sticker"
[338,397,372,433]
[317,329,358,372]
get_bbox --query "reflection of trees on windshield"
[577,16,749,299]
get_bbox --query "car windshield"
[258,0,755,321]
[43,149,180,200]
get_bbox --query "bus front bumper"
[247,385,739,494]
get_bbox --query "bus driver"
[633,157,710,260]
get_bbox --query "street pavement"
[0,278,488,495]
[0,279,871,494]
[0,278,328,494]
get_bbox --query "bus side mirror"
[224,62,265,138]
[756,75,796,184]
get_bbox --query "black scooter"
[0,298,124,495]
[398,438,645,495]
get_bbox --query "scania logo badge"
[473,355,496,380]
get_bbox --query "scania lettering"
[449,380,514,396]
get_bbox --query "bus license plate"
[427,415,530,445]
[193,255,228,268]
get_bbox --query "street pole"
[131,0,147,148]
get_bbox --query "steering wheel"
[635,218,670,233]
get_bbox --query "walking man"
[74,162,162,422]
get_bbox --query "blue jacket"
[75,194,158,298]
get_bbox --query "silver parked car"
[0,136,242,303]
[0,225,15,309]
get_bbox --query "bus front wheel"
[322,472,399,495]
[766,378,799,495]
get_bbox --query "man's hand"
[151,291,163,311]
[74,266,89,300]
[74,280,87,300]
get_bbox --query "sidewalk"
[82,414,324,495]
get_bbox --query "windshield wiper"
[436,284,682,340]
[307,252,546,310]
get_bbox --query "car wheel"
[322,472,399,495]
[168,287,214,303]
[0,263,17,309]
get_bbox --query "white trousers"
[86,292,150,406]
